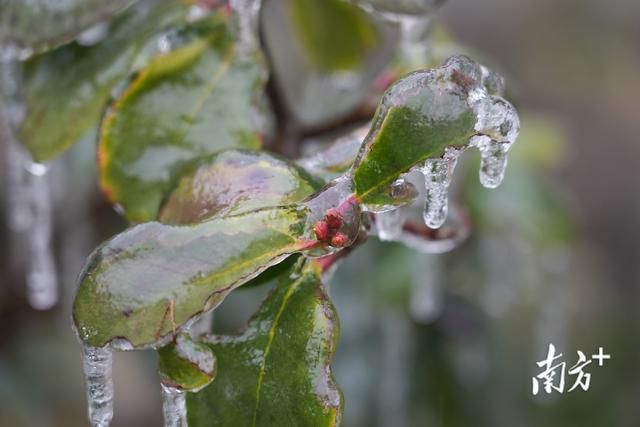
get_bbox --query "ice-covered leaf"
[0,0,135,59]
[352,56,519,212]
[18,1,189,162]
[73,172,363,350]
[289,0,378,72]
[99,12,267,222]
[158,333,217,391]
[187,258,342,427]
[73,205,312,349]
[160,150,322,225]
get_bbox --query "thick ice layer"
[421,148,460,229]
[81,345,114,427]
[161,384,188,427]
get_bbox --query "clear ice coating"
[161,384,188,427]
[229,0,262,55]
[303,175,362,258]
[81,345,114,427]
[471,94,520,189]
[353,55,519,230]
[421,148,460,229]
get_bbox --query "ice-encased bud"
[303,176,362,258]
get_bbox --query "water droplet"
[81,345,114,427]
[161,384,187,427]
[421,147,460,229]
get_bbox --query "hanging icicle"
[161,384,188,427]
[421,147,461,229]
[81,344,114,427]
[1,61,58,309]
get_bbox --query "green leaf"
[289,0,378,71]
[0,0,135,57]
[352,61,479,210]
[99,13,267,222]
[158,332,217,391]
[18,1,189,162]
[160,150,322,225]
[187,258,342,427]
[73,205,312,349]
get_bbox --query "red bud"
[314,220,329,241]
[331,232,349,248]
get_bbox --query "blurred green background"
[1,0,639,426]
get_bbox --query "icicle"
[1,61,58,309]
[421,148,460,229]
[3,125,33,232]
[229,0,261,55]
[397,15,432,69]
[25,163,58,309]
[472,95,520,189]
[409,254,443,323]
[472,135,509,189]
[81,345,114,427]
[376,208,405,241]
[161,384,188,427]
